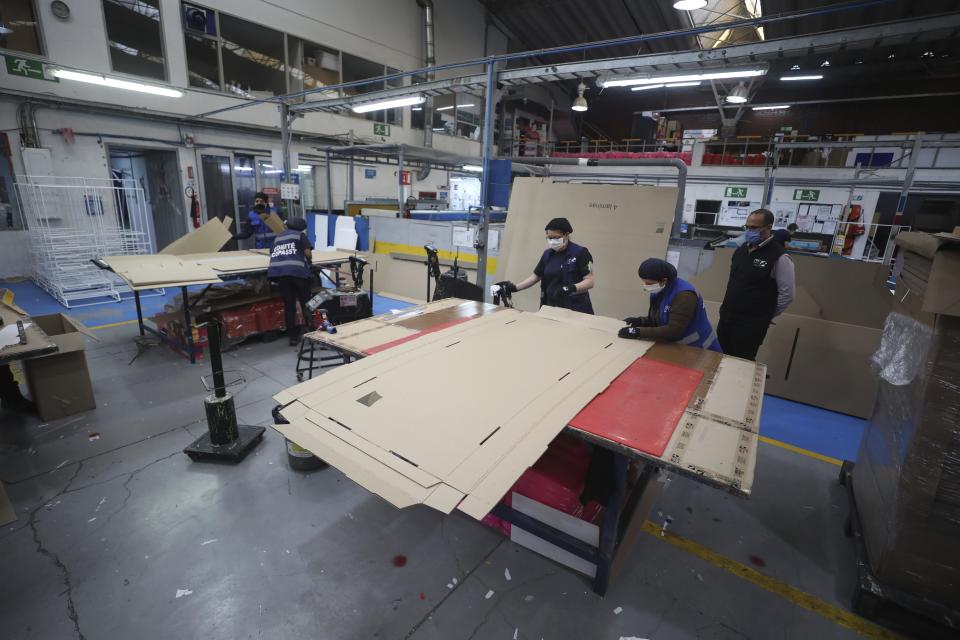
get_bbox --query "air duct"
[417,0,436,148]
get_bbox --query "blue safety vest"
[539,242,594,314]
[267,229,311,280]
[654,277,721,352]
[248,209,276,249]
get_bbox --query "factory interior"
[2,1,960,639]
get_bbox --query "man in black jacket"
[718,208,795,361]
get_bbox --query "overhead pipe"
[416,0,436,148]
[503,156,688,238]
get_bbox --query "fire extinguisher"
[185,186,201,228]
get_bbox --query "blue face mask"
[744,229,763,245]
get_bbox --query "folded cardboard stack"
[851,229,960,610]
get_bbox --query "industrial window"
[0,0,43,56]
[219,14,286,98]
[456,95,481,140]
[410,73,427,130]
[288,37,340,99]
[433,94,456,135]
[102,0,166,80]
[181,2,285,97]
[342,54,402,126]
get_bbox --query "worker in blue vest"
[617,258,721,351]
[492,217,595,314]
[267,217,314,345]
[234,191,276,249]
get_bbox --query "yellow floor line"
[758,435,844,467]
[641,521,902,640]
[87,319,139,331]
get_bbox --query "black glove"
[496,281,518,294]
[623,316,646,327]
[618,326,640,339]
[560,284,577,296]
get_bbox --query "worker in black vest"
[492,217,595,314]
[717,208,795,361]
[267,217,315,345]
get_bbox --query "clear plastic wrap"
[870,312,934,386]
[853,312,960,609]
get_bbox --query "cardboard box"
[22,314,96,421]
[692,248,892,417]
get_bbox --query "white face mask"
[642,282,665,294]
[547,237,565,250]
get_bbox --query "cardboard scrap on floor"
[274,303,764,518]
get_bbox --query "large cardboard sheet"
[275,301,766,517]
[692,248,891,418]
[496,179,677,320]
[101,250,357,290]
[276,306,654,516]
[159,217,233,256]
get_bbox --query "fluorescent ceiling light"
[0,24,14,36]
[53,69,183,97]
[411,107,423,111]
[631,84,665,92]
[461,165,483,172]
[602,68,765,88]
[435,105,455,111]
[673,0,707,9]
[752,105,791,111]
[781,75,823,81]
[352,95,424,113]
[457,103,475,108]
[665,81,701,87]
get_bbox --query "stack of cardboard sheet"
[851,230,960,611]
[275,304,763,519]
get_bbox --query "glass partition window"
[0,0,43,55]
[433,94,456,135]
[219,13,285,98]
[184,32,219,90]
[102,0,166,80]
[456,95,482,140]
[288,37,339,98]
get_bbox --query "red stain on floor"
[749,555,766,568]
[419,592,426,600]
[392,554,407,567]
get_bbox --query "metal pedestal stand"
[184,320,265,462]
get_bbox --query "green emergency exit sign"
[725,186,748,198]
[793,188,821,202]
[4,55,58,82]
[373,122,391,137]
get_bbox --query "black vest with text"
[720,239,784,319]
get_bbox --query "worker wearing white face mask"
[618,258,721,351]
[492,217,595,314]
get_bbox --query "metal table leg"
[182,285,196,364]
[593,452,629,595]
[134,289,145,337]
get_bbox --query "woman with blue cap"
[618,257,721,351]
[492,217,595,314]
[267,217,314,345]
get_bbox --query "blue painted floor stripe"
[760,394,865,463]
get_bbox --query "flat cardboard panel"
[159,217,233,255]
[701,357,762,427]
[922,249,960,317]
[663,414,758,495]
[497,179,676,320]
[263,213,285,234]
[24,351,95,421]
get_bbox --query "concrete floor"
[0,325,933,640]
